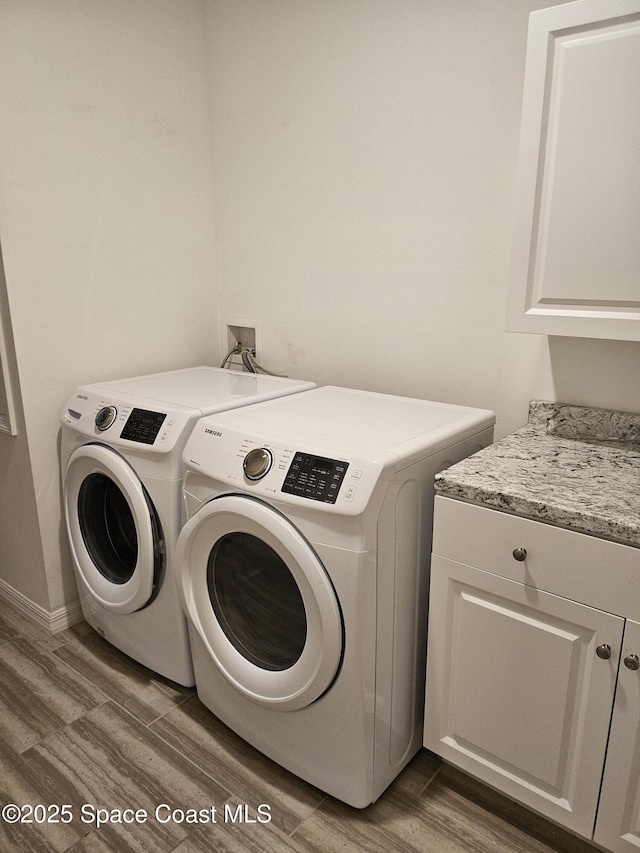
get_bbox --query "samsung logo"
[204,428,222,437]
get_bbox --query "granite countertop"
[435,401,640,549]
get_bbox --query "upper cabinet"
[506,0,640,341]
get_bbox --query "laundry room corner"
[205,0,640,437]
[1,0,639,634]
[1,0,640,850]
[0,0,220,627]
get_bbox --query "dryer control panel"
[282,453,349,504]
[182,421,388,516]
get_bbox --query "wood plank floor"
[0,597,597,852]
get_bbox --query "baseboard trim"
[0,580,83,634]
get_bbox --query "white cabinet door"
[424,556,624,838]
[506,0,640,341]
[594,619,640,852]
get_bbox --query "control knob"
[243,447,273,481]
[95,406,117,431]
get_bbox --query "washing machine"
[175,386,495,805]
[60,366,315,686]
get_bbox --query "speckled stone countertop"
[435,401,640,549]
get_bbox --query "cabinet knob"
[624,654,640,671]
[596,644,612,660]
[512,548,527,562]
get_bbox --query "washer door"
[177,494,343,711]
[63,444,164,613]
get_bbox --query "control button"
[344,485,357,502]
[352,470,362,480]
[243,447,273,481]
[95,406,117,431]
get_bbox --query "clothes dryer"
[60,367,315,686]
[175,386,494,804]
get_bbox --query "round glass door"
[64,444,164,613]
[176,494,343,711]
[208,532,307,672]
[77,472,138,585]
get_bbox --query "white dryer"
[175,386,495,805]
[60,366,315,686]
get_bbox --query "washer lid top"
[60,368,315,471]
[84,366,315,414]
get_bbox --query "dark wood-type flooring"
[0,597,597,852]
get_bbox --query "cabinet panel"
[432,497,640,622]
[594,619,640,852]
[424,556,624,838]
[506,0,640,340]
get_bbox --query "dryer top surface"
[196,385,495,467]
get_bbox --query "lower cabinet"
[424,497,640,850]
[594,618,640,853]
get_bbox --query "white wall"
[205,0,640,439]
[0,246,47,609]
[1,0,639,623]
[0,0,217,615]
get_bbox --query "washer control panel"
[120,408,167,445]
[282,453,349,504]
[95,405,118,431]
[61,389,193,454]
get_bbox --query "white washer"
[60,366,315,686]
[176,386,495,806]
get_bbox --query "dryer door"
[177,494,343,711]
[63,444,164,613]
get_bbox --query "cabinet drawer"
[432,497,640,620]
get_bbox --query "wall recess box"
[222,317,262,369]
